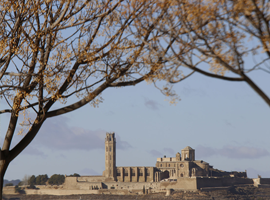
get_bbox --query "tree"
[142,0,270,107]
[35,174,48,185]
[48,174,65,185]
[28,175,36,186]
[69,173,80,177]
[4,183,13,187]
[0,0,175,197]
[21,174,30,186]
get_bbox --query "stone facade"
[62,132,248,192]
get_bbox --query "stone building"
[102,132,246,183]
[103,132,156,183]
[63,132,247,192]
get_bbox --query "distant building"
[63,132,248,192]
[103,133,246,183]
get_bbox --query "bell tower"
[105,132,116,180]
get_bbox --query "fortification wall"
[197,177,222,188]
[259,178,270,184]
[253,178,270,186]
[64,176,114,189]
[197,177,253,189]
[24,189,99,195]
[172,177,197,190]
[77,176,108,182]
[223,177,253,185]
[103,181,161,191]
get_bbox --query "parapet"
[105,132,115,142]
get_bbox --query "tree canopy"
[35,174,48,185]
[138,0,270,106]
[48,174,65,185]
[0,0,175,195]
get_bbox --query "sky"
[0,66,270,181]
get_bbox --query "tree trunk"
[0,154,9,200]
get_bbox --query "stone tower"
[176,152,181,161]
[105,132,116,180]
[181,146,195,161]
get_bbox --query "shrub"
[48,174,65,185]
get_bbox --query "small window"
[168,164,170,167]
[117,170,121,176]
[110,146,111,151]
[160,164,162,167]
[124,169,128,176]
[180,164,184,167]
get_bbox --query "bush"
[69,173,80,177]
[48,174,65,185]
[27,184,36,189]
[35,174,48,185]
[15,185,25,194]
[17,182,23,186]
[5,183,13,186]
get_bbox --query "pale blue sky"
[1,68,269,180]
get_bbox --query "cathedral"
[103,132,246,183]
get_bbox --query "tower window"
[110,146,111,151]
[124,169,128,176]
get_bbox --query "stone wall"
[196,177,253,189]
[253,178,270,186]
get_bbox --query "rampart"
[196,177,253,189]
